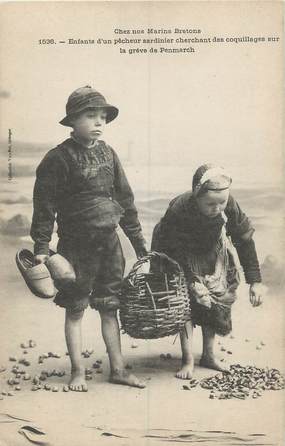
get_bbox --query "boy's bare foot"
[199,355,229,372]
[110,368,145,388]
[176,356,194,379]
[69,368,88,392]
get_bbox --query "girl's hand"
[34,254,49,264]
[191,282,209,297]
[190,282,212,308]
[249,282,265,307]
[196,294,212,309]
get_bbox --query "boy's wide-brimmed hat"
[60,85,119,127]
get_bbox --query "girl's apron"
[187,213,240,335]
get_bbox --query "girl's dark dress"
[151,192,261,336]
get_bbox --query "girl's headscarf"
[192,163,232,197]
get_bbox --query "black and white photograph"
[0,1,284,445]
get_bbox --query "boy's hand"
[34,254,49,264]
[249,282,265,307]
[135,246,148,259]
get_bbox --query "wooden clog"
[46,253,76,288]
[15,249,55,299]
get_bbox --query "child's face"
[71,108,107,143]
[196,189,229,218]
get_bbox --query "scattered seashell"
[7,378,14,385]
[256,346,261,350]
[182,385,190,390]
[23,374,31,381]
[93,363,101,369]
[39,375,46,381]
[96,359,102,364]
[23,350,28,355]
[85,368,92,375]
[260,341,266,346]
[2,391,7,395]
[20,343,29,349]
[227,351,232,355]
[131,343,138,349]
[31,385,40,391]
[33,377,40,385]
[15,386,21,391]
[13,379,20,385]
[65,352,69,356]
[29,340,36,348]
[63,385,69,392]
[220,347,226,352]
[7,392,14,396]
[48,352,54,357]
[52,386,59,392]
[38,357,44,364]
[53,354,61,359]
[9,357,17,362]
[44,384,51,391]
[86,375,92,381]
[96,370,103,374]
[166,353,172,359]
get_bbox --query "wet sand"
[0,235,284,446]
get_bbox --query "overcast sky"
[0,1,283,187]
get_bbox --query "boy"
[31,85,147,390]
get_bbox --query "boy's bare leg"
[200,324,228,372]
[99,309,145,388]
[65,309,88,391]
[176,320,194,379]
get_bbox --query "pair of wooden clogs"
[15,249,76,299]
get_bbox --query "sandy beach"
[0,227,284,446]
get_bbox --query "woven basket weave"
[119,251,191,339]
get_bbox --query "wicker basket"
[119,251,191,339]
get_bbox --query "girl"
[151,164,264,378]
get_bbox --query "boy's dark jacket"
[31,138,146,255]
[151,191,262,284]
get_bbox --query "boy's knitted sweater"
[31,138,146,255]
[151,192,262,284]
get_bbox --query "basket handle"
[126,251,181,285]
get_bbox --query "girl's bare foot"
[69,368,88,392]
[110,368,145,388]
[176,356,194,379]
[199,355,229,372]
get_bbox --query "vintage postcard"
[0,1,284,445]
